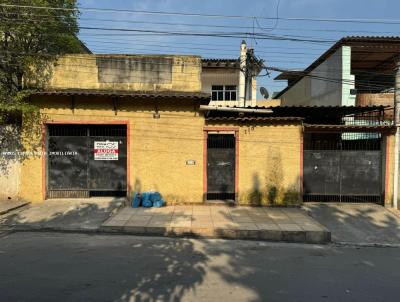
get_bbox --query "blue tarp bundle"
[131,192,164,208]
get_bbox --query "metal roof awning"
[203,105,394,130]
[33,89,211,101]
[304,124,396,132]
[203,105,390,117]
[206,116,303,122]
[267,105,390,117]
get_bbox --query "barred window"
[211,85,237,101]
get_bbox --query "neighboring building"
[202,41,262,107]
[256,99,281,107]
[274,36,400,112]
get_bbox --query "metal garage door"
[303,132,383,204]
[47,124,127,198]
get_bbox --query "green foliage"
[0,0,81,111]
[0,1,81,170]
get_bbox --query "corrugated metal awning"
[206,116,303,122]
[304,124,395,132]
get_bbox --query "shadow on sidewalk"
[0,197,125,230]
[304,203,400,244]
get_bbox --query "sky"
[76,0,400,98]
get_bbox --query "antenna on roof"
[260,87,269,100]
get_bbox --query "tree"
[0,0,83,170]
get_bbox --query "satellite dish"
[260,87,269,99]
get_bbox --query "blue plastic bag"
[150,192,164,207]
[149,192,162,203]
[132,193,141,208]
[141,192,153,208]
[152,199,165,208]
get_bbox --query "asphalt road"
[0,232,399,302]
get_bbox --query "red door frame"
[203,127,239,201]
[41,120,130,200]
[300,129,304,201]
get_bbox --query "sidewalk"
[0,198,124,232]
[304,203,400,245]
[101,205,331,243]
[0,200,30,215]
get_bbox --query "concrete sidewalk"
[304,203,400,245]
[101,205,331,243]
[0,198,125,231]
[0,200,30,215]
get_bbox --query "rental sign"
[94,141,119,160]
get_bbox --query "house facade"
[14,53,302,206]
[271,36,400,208]
[274,36,400,111]
[1,43,396,208]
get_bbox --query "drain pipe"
[393,59,400,210]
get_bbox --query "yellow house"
[11,53,395,208]
[14,54,303,205]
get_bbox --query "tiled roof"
[202,58,240,68]
[33,89,211,100]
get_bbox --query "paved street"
[1,232,399,302]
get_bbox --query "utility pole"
[239,40,247,107]
[243,48,263,107]
[393,58,400,210]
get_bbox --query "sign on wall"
[94,141,119,160]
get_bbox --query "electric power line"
[3,3,400,25]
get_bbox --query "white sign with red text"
[94,141,118,160]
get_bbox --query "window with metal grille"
[211,85,237,101]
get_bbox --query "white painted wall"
[0,125,21,201]
[201,67,257,107]
[202,67,240,107]
[280,46,355,106]
[0,161,21,201]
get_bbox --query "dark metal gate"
[47,124,127,198]
[207,134,236,200]
[303,132,383,204]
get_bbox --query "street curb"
[332,241,400,248]
[0,202,31,216]
[101,226,331,244]
[3,226,398,248]
[0,225,331,244]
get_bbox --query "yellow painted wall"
[20,97,303,205]
[206,121,303,206]
[48,54,202,92]
[384,133,395,207]
[19,98,394,207]
[20,96,206,203]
